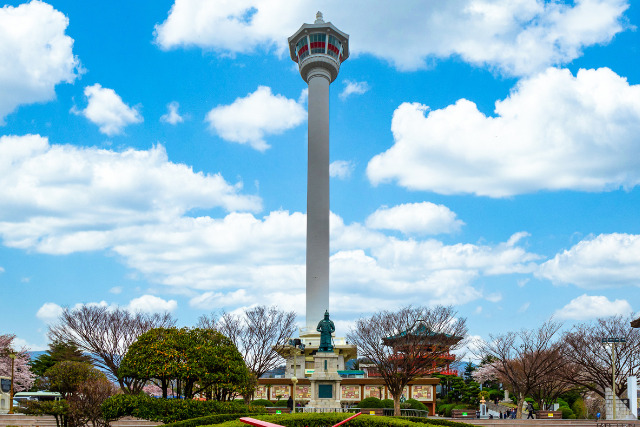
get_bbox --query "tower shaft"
[306,68,331,331]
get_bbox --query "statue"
[316,310,335,352]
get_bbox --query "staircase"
[0,415,161,427]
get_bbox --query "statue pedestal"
[308,351,341,409]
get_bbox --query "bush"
[163,413,255,427]
[381,399,394,408]
[405,399,427,411]
[571,397,587,419]
[101,394,266,424]
[251,399,273,407]
[211,413,474,427]
[560,406,575,419]
[274,399,289,407]
[358,397,383,408]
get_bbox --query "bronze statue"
[316,310,335,352]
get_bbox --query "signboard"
[318,384,333,398]
[295,385,310,400]
[369,411,376,415]
[548,413,553,417]
[254,386,267,399]
[364,385,383,398]
[272,385,290,399]
[462,412,468,416]
[341,385,360,400]
[0,378,10,393]
[411,385,432,400]
[305,369,314,375]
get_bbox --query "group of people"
[497,409,518,419]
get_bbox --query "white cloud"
[0,135,261,254]
[205,86,306,151]
[537,233,640,288]
[160,101,184,124]
[154,0,629,76]
[0,1,80,124]
[367,67,640,197]
[109,286,123,294]
[365,202,464,235]
[74,84,143,135]
[555,294,633,320]
[340,80,369,100]
[329,160,354,180]
[36,302,63,323]
[127,295,177,313]
[518,302,530,313]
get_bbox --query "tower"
[288,12,349,332]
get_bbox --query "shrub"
[358,397,383,408]
[405,399,427,411]
[560,406,575,419]
[101,394,266,424]
[251,399,273,407]
[571,397,587,419]
[381,399,394,408]
[163,413,255,427]
[274,399,289,407]
[212,413,473,427]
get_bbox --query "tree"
[476,319,567,418]
[119,327,250,400]
[23,361,115,427]
[562,315,640,399]
[45,361,103,399]
[30,340,92,389]
[48,305,175,393]
[347,305,467,416]
[197,305,296,399]
[0,333,35,392]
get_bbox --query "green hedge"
[101,394,266,424]
[207,413,479,427]
[251,399,273,407]
[164,413,255,427]
[358,397,383,408]
[381,399,394,408]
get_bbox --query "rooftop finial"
[315,11,324,24]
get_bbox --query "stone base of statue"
[307,351,342,409]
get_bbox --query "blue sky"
[1,0,639,353]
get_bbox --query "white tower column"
[306,67,331,331]
[289,12,349,332]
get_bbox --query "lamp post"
[8,352,16,415]
[291,375,298,413]
[602,337,626,420]
[288,339,305,412]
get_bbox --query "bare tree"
[347,305,467,416]
[197,305,297,381]
[562,315,640,399]
[48,305,175,393]
[476,319,566,418]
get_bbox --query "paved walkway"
[452,418,640,427]
[0,414,162,427]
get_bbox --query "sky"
[1,0,639,354]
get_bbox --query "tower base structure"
[307,351,342,409]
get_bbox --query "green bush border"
[203,413,478,427]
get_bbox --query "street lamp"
[291,376,298,413]
[8,352,16,415]
[288,339,305,413]
[602,337,626,420]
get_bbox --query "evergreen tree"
[30,340,92,378]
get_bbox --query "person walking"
[287,396,293,413]
[527,402,534,419]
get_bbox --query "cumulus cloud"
[340,80,369,100]
[127,295,177,313]
[537,233,640,288]
[365,202,464,235]
[555,294,633,320]
[0,1,80,123]
[160,101,184,124]
[154,0,629,76]
[74,84,143,135]
[329,160,354,180]
[36,302,63,323]
[367,67,640,197]
[205,86,306,151]
[0,134,261,254]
